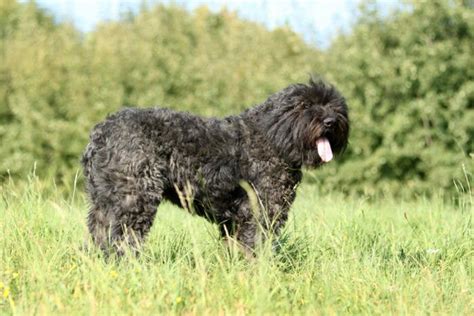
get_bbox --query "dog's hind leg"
[114,194,161,256]
[88,192,161,256]
[87,204,114,254]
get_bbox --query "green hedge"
[315,0,473,196]
[0,0,472,196]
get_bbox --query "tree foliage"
[317,0,473,195]
[0,1,318,181]
[0,0,472,196]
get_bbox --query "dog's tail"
[81,142,94,178]
[81,120,108,180]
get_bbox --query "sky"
[26,0,397,47]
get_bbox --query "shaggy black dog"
[82,79,349,255]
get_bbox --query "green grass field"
[0,178,472,315]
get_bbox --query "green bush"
[315,0,473,196]
[0,0,472,196]
[0,1,318,183]
[1,0,89,179]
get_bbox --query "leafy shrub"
[0,0,472,196]
[0,1,318,183]
[315,0,473,195]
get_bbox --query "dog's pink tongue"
[316,137,333,163]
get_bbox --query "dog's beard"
[265,113,344,167]
[303,121,331,166]
[302,119,347,167]
[304,136,335,167]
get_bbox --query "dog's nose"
[323,117,336,127]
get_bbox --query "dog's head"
[263,78,349,167]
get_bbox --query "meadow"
[1,177,472,315]
[1,1,473,314]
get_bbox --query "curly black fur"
[82,79,349,255]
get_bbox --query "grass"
[0,177,472,315]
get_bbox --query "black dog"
[82,79,349,255]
